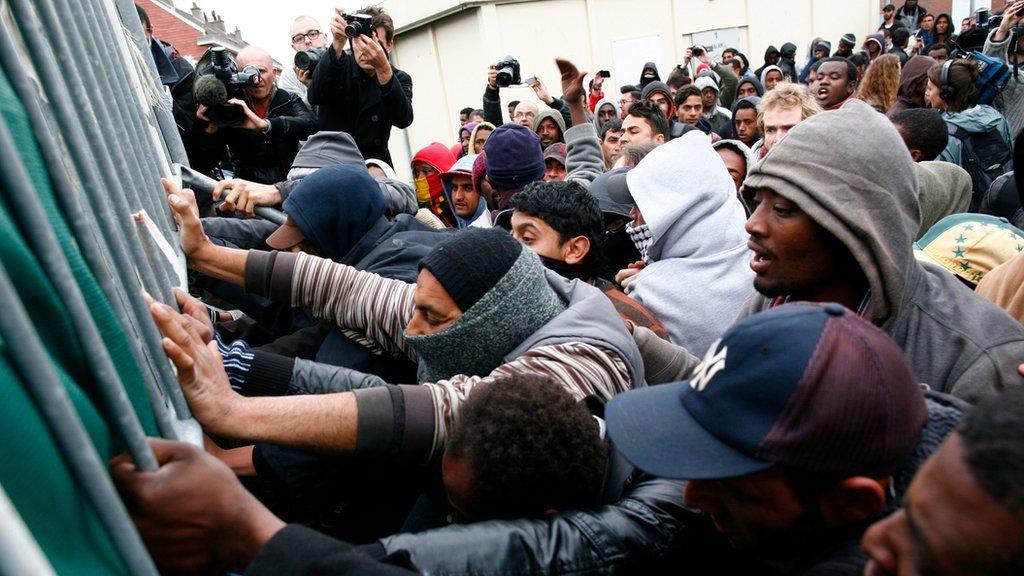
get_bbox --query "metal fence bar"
[0,260,158,576]
[0,24,179,440]
[0,484,58,576]
[3,0,193,419]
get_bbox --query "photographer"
[984,1,1024,137]
[482,62,572,128]
[307,6,413,165]
[186,46,317,185]
[279,16,329,105]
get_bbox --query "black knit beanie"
[420,228,523,312]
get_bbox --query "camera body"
[495,56,521,88]
[691,46,705,57]
[210,46,260,89]
[197,47,261,127]
[344,13,375,38]
[294,46,327,72]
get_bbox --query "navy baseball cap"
[606,303,927,480]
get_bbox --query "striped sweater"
[262,251,634,461]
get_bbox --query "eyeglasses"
[513,112,536,120]
[291,30,322,44]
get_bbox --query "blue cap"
[606,303,926,480]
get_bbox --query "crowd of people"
[117,1,1024,574]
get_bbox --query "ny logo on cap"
[690,339,727,392]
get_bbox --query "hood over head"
[639,61,661,87]
[532,108,567,138]
[289,131,365,171]
[731,95,762,116]
[694,76,720,93]
[890,55,937,115]
[364,158,397,179]
[864,34,886,54]
[763,45,780,61]
[468,121,496,155]
[279,164,386,262]
[737,76,765,97]
[441,153,488,229]
[592,97,622,131]
[623,131,754,352]
[759,65,784,87]
[743,99,920,326]
[412,142,457,174]
[780,42,798,59]
[914,161,972,239]
[460,121,480,138]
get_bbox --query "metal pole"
[0,24,178,440]
[0,111,158,473]
[1,2,193,420]
[0,260,158,576]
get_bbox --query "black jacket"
[222,87,318,184]
[308,45,413,165]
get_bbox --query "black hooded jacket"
[753,46,780,80]
[778,42,799,82]
[639,61,661,88]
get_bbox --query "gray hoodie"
[740,99,1024,402]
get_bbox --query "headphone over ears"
[939,59,958,103]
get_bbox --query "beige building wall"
[382,0,882,178]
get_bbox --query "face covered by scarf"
[415,173,457,227]
[626,222,654,264]
[404,249,566,382]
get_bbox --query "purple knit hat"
[484,123,545,189]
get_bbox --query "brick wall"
[909,0,1010,19]
[137,0,206,61]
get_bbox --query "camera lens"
[294,50,319,71]
[345,21,361,37]
[496,67,512,87]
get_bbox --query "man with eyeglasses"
[308,5,413,166]
[279,16,329,105]
[619,85,641,118]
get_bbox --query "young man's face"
[814,48,828,60]
[764,70,783,91]
[412,161,438,180]
[745,188,842,299]
[406,269,463,337]
[619,115,664,148]
[601,129,624,168]
[862,434,1024,576]
[598,103,618,126]
[920,15,933,31]
[883,6,894,20]
[717,147,747,191]
[761,106,803,151]
[925,80,947,110]
[683,466,826,553]
[648,92,672,119]
[459,131,471,152]
[814,61,853,108]
[962,18,972,30]
[927,47,950,63]
[473,128,492,152]
[619,93,636,117]
[510,211,584,264]
[544,158,567,182]
[537,118,562,149]
[677,95,703,126]
[449,175,480,219]
[734,107,759,146]
[722,49,736,60]
[459,112,469,125]
[701,88,718,109]
[738,82,759,99]
[866,42,881,59]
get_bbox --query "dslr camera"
[194,47,262,127]
[691,46,705,57]
[495,56,521,88]
[343,13,375,38]
[294,46,327,71]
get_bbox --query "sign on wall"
[687,27,746,63]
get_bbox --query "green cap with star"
[914,214,1024,286]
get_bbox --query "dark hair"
[509,181,606,274]
[508,100,520,109]
[471,108,485,118]
[627,100,670,138]
[927,60,981,112]
[620,84,638,94]
[666,65,690,89]
[959,388,1024,516]
[725,57,743,70]
[924,42,951,57]
[446,374,607,520]
[460,107,475,116]
[673,85,702,107]
[628,89,642,102]
[358,5,395,43]
[135,4,151,30]
[890,109,949,161]
[600,118,623,139]
[849,51,871,70]
[819,57,858,82]
[892,27,912,48]
[736,52,751,73]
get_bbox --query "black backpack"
[946,122,1013,210]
